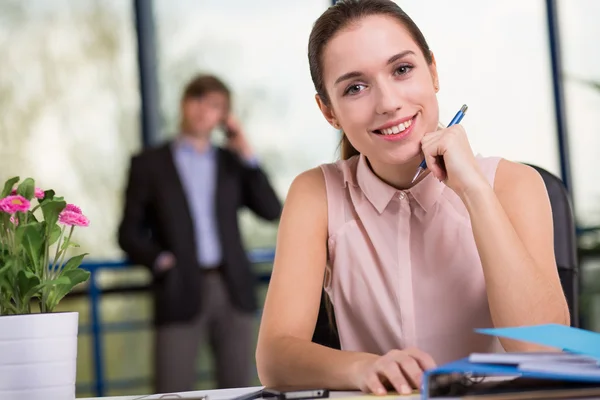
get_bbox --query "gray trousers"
[154,271,255,393]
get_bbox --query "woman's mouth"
[372,115,417,141]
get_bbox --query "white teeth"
[378,118,413,135]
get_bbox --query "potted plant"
[0,176,90,400]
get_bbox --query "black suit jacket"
[118,142,282,325]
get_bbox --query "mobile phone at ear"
[262,387,329,400]
[221,123,236,139]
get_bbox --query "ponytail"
[340,132,360,160]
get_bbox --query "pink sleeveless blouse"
[319,154,504,365]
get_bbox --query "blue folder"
[421,324,600,399]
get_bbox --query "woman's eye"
[344,84,365,96]
[395,65,413,75]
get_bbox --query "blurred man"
[118,74,282,392]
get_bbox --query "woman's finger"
[365,372,387,396]
[405,347,438,371]
[379,362,411,395]
[422,141,447,181]
[398,357,424,390]
[420,130,443,147]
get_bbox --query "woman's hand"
[420,125,488,198]
[350,348,437,395]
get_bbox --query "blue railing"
[77,248,275,397]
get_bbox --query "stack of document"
[422,324,600,399]
[469,352,600,377]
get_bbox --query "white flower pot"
[0,312,78,400]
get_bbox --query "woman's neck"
[366,154,429,190]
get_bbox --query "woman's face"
[318,15,440,165]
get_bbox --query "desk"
[78,387,420,400]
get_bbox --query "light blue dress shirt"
[173,140,222,267]
[172,139,258,268]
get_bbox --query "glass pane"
[0,1,141,397]
[557,0,600,227]
[154,0,336,249]
[0,0,141,259]
[395,1,560,175]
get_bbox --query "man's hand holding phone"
[224,114,255,162]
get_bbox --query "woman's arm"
[256,168,372,388]
[420,126,569,352]
[461,160,569,350]
[255,168,435,395]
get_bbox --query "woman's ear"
[429,51,440,92]
[315,94,341,129]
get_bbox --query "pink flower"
[59,210,89,227]
[11,187,45,199]
[9,216,18,226]
[64,204,82,214]
[0,195,30,214]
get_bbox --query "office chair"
[312,163,579,348]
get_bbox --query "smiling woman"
[256,0,569,396]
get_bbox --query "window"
[0,0,140,259]
[557,0,600,227]
[0,1,140,397]
[154,0,336,249]
[395,1,560,175]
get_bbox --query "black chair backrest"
[312,163,580,348]
[526,164,579,327]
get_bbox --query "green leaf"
[21,275,71,313]
[49,224,62,246]
[61,239,80,251]
[41,190,55,203]
[66,268,90,288]
[41,199,66,228]
[60,253,88,273]
[0,300,18,315]
[16,178,35,201]
[1,177,19,198]
[18,223,44,273]
[15,211,27,226]
[0,259,13,275]
[17,269,40,305]
[26,211,39,223]
[46,268,90,311]
[0,256,19,278]
[17,269,40,313]
[26,275,69,294]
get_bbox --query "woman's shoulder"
[318,155,360,188]
[286,156,361,214]
[493,158,547,195]
[474,154,503,182]
[474,155,544,192]
[288,156,354,196]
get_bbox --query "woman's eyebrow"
[333,50,416,86]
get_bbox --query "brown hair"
[179,74,232,131]
[308,0,433,160]
[181,74,231,106]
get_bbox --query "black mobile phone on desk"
[262,387,329,400]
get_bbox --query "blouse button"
[398,191,407,200]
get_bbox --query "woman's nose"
[374,83,403,115]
